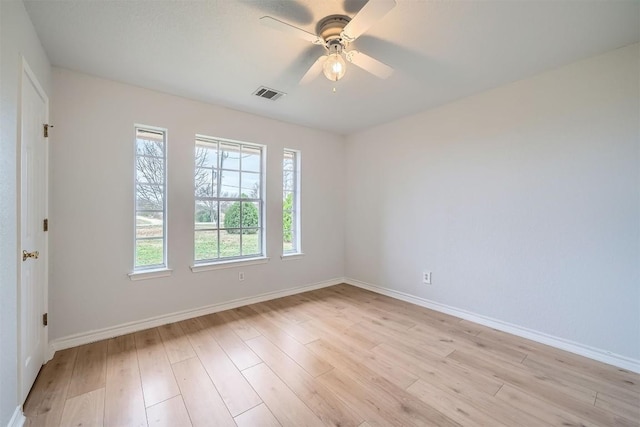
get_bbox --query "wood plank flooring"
[24,284,640,426]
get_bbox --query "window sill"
[190,256,270,273]
[281,253,304,261]
[128,268,173,281]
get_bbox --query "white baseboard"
[345,278,640,374]
[49,277,344,356]
[7,406,25,427]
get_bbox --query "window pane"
[284,226,298,254]
[242,230,260,256]
[241,201,261,228]
[242,146,261,172]
[283,172,294,192]
[136,183,164,210]
[220,170,240,197]
[219,200,232,222]
[195,144,217,168]
[136,156,164,184]
[283,178,293,193]
[221,142,241,170]
[136,238,164,267]
[290,227,298,252]
[195,201,218,229]
[195,230,218,261]
[195,167,217,198]
[135,127,166,271]
[283,149,299,254]
[241,172,260,198]
[221,200,247,230]
[283,206,294,245]
[220,230,241,258]
[136,138,164,157]
[136,212,163,239]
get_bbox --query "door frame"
[17,56,50,404]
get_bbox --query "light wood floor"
[24,284,639,426]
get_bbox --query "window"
[194,137,264,263]
[134,126,167,270]
[283,149,300,254]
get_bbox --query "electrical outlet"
[239,272,245,281]
[423,271,432,285]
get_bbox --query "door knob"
[22,250,39,261]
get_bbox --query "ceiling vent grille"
[253,86,286,101]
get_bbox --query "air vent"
[253,86,286,101]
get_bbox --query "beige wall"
[346,44,640,363]
[48,68,346,342]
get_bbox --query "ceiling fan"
[260,0,397,84]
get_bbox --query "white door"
[20,60,49,404]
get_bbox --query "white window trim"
[133,125,168,272]
[190,256,270,273]
[281,253,305,261]
[129,268,173,281]
[194,135,266,265]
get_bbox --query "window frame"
[132,125,168,274]
[193,135,266,266]
[283,148,302,256]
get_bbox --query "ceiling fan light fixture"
[260,0,397,85]
[323,52,346,82]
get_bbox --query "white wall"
[49,68,345,342]
[0,1,51,424]
[346,44,640,362]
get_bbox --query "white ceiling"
[24,0,640,135]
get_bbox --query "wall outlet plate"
[423,271,431,285]
[239,272,245,281]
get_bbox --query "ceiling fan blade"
[300,55,327,85]
[260,16,324,45]
[341,0,396,42]
[346,50,394,79]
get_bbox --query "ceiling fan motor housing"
[317,15,351,46]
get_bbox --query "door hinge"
[43,124,53,138]
[42,313,48,326]
[43,218,48,232]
